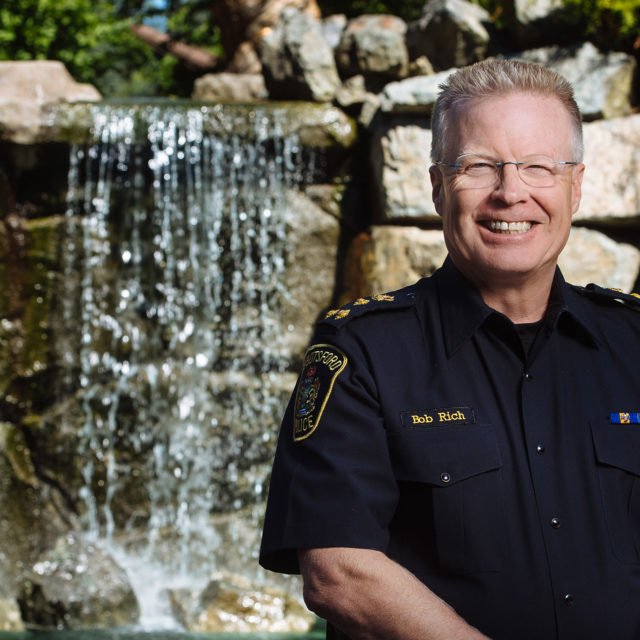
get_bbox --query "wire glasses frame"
[435,154,579,189]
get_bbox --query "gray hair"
[431,58,583,162]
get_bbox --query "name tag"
[401,407,475,427]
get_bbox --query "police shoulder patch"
[293,344,348,442]
[319,286,417,328]
[572,283,640,311]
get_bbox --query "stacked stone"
[195,0,640,298]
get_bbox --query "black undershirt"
[516,319,545,354]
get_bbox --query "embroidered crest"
[293,344,348,441]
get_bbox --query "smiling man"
[259,59,640,640]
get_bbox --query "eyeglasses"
[435,154,579,189]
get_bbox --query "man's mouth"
[484,220,532,234]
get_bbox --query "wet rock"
[167,570,313,632]
[192,73,268,102]
[18,533,139,629]
[258,7,341,101]
[0,61,100,144]
[0,599,23,631]
[406,0,492,71]
[335,15,409,88]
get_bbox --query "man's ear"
[429,165,444,218]
[570,163,585,216]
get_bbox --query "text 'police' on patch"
[293,344,348,442]
[401,407,476,427]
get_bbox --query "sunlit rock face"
[18,533,140,630]
[0,101,355,630]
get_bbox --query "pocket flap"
[388,424,502,486]
[592,421,640,477]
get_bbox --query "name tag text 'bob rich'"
[401,407,476,427]
[293,344,348,442]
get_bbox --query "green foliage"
[0,0,222,97]
[562,0,640,48]
[0,0,105,70]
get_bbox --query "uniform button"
[440,472,451,484]
[564,594,575,605]
[536,444,545,455]
[550,517,561,529]
[523,372,534,381]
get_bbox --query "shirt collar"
[433,256,601,357]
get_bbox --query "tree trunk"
[130,24,219,71]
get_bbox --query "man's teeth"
[488,220,532,233]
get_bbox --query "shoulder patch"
[293,344,348,442]
[572,283,640,311]
[319,287,417,328]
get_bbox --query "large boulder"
[167,571,313,632]
[370,120,437,221]
[511,42,636,121]
[0,61,100,144]
[335,15,410,89]
[579,114,640,222]
[258,7,341,101]
[340,227,447,301]
[558,226,640,291]
[406,0,492,71]
[18,533,140,629]
[192,73,268,102]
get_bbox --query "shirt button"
[536,444,546,455]
[564,594,575,605]
[523,372,534,381]
[550,517,561,529]
[440,472,451,484]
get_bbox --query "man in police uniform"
[259,59,640,639]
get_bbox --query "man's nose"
[493,162,527,202]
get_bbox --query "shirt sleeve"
[259,324,399,574]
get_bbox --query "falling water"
[58,102,312,627]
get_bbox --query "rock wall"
[1,0,639,632]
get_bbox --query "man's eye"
[463,162,494,174]
[523,163,554,175]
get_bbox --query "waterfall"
[58,102,311,627]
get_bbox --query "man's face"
[430,92,584,291]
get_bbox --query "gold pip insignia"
[373,294,394,302]
[324,309,338,319]
[293,344,348,442]
[354,298,370,306]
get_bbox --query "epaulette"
[571,283,640,311]
[318,286,417,327]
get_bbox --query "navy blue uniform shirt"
[260,258,640,640]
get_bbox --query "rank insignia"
[354,298,370,306]
[293,344,347,442]
[372,294,394,302]
[610,412,640,424]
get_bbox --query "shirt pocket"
[388,424,505,574]
[591,420,640,564]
